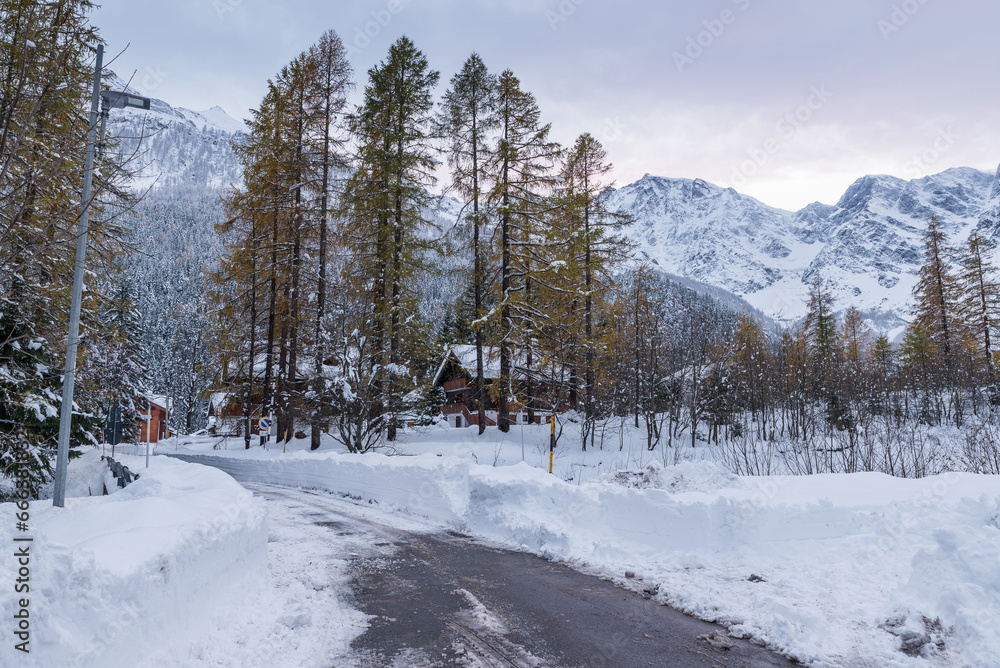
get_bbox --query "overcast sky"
[92,0,999,210]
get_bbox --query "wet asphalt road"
[246,484,799,668]
[348,529,800,668]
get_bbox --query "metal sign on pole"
[100,90,151,110]
[549,413,555,474]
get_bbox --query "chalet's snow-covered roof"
[225,354,341,381]
[144,394,172,411]
[208,392,230,412]
[433,345,501,385]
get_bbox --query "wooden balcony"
[443,378,470,392]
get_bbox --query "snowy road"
[248,483,797,668]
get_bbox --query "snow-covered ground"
[158,423,1000,667]
[139,483,374,668]
[0,452,268,667]
[7,425,999,667]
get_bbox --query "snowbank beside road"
[171,448,1000,667]
[171,449,473,523]
[0,454,267,668]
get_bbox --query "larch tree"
[730,314,772,440]
[215,80,287,447]
[215,185,265,447]
[485,69,560,432]
[302,30,352,450]
[0,1,136,494]
[0,0,99,294]
[555,133,633,448]
[956,231,1000,381]
[438,53,497,435]
[839,305,871,415]
[913,215,960,372]
[899,323,940,421]
[216,34,353,449]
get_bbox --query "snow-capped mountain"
[607,166,1000,334]
[975,165,1000,239]
[107,82,999,335]
[106,75,245,192]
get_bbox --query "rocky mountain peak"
[111,90,244,192]
[610,165,999,334]
[691,178,713,198]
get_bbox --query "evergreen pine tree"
[80,274,149,444]
[339,36,441,443]
[0,303,96,498]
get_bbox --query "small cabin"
[139,397,168,443]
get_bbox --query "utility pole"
[52,46,151,506]
[52,44,104,508]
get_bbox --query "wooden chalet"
[433,345,551,428]
[138,396,169,443]
[206,391,266,436]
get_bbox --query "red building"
[138,397,169,443]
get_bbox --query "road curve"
[246,483,799,668]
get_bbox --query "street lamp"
[51,45,151,507]
[100,90,152,111]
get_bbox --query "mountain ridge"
[108,88,999,335]
[607,165,1000,334]
[106,73,245,192]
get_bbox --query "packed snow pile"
[52,448,121,499]
[173,445,1000,667]
[0,454,267,668]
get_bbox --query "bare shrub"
[961,420,1000,474]
[714,428,778,476]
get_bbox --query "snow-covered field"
[6,424,999,667]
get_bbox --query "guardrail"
[103,456,139,489]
